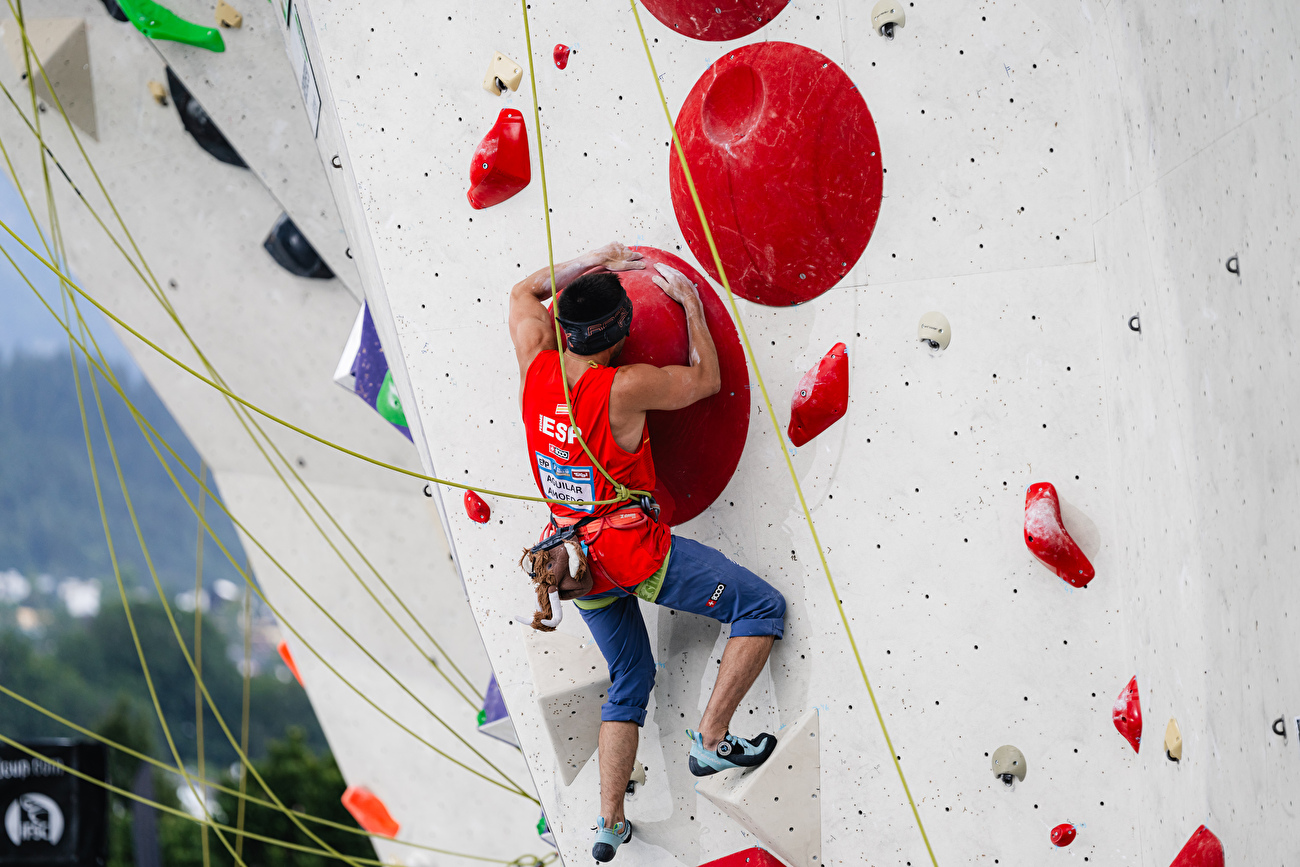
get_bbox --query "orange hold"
[276,640,303,686]
[341,785,400,838]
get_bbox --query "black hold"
[625,780,637,795]
[882,21,896,39]
[166,68,248,168]
[999,773,1015,787]
[1128,315,1141,333]
[345,247,353,259]
[263,213,334,279]
[1272,717,1287,740]
[423,485,433,498]
[1226,255,1239,276]
[332,155,342,169]
[99,0,128,21]
[493,76,507,94]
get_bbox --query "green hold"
[375,370,409,428]
[476,709,487,727]
[116,0,225,52]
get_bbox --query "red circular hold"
[641,0,790,41]
[1051,823,1077,847]
[565,247,749,525]
[553,44,571,70]
[670,43,883,306]
[464,490,491,524]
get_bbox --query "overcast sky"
[0,177,135,367]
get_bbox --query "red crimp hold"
[1113,675,1143,753]
[468,108,530,209]
[276,640,303,686]
[699,848,785,867]
[787,342,848,447]
[1168,825,1224,867]
[341,786,399,838]
[1051,823,1077,847]
[464,490,491,524]
[553,44,571,69]
[1023,482,1095,587]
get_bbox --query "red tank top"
[522,351,671,592]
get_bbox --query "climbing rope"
[516,0,652,509]
[626,4,941,864]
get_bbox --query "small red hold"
[788,342,848,447]
[553,44,571,69]
[276,640,304,686]
[1168,825,1224,867]
[1113,675,1143,753]
[468,108,530,210]
[464,490,491,523]
[341,786,400,838]
[1051,823,1077,847]
[1023,482,1095,587]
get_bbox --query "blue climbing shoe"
[687,729,777,776]
[591,817,632,862]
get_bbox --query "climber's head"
[557,271,633,360]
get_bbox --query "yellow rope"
[0,685,548,864]
[627,4,939,864]
[195,460,212,867]
[517,0,652,507]
[237,584,252,859]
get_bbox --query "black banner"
[0,740,107,867]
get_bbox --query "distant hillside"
[0,352,244,590]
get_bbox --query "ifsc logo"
[4,793,64,846]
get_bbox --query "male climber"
[509,242,787,862]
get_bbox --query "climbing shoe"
[591,817,632,862]
[687,729,777,777]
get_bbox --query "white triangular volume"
[696,709,822,867]
[524,629,610,785]
[1,19,96,140]
[332,304,366,392]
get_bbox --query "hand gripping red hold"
[468,109,530,210]
[553,44,571,69]
[1023,482,1095,587]
[1113,675,1143,753]
[464,490,491,524]
[1168,825,1224,867]
[1051,823,1077,847]
[788,342,848,447]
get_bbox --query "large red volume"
[468,109,530,210]
[1168,825,1224,867]
[464,490,491,524]
[1023,482,1095,587]
[1113,676,1143,753]
[341,786,400,837]
[788,342,848,446]
[670,42,882,306]
[276,640,303,686]
[565,247,749,525]
[641,0,789,41]
[698,847,784,867]
[1051,823,1077,847]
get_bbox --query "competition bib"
[535,453,595,513]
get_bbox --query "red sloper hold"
[464,490,491,524]
[565,247,749,525]
[468,108,530,210]
[1051,823,1077,847]
[1168,825,1224,867]
[276,640,303,687]
[1113,676,1143,753]
[788,342,848,447]
[1023,482,1095,587]
[341,786,400,838]
[641,0,790,41]
[698,847,785,867]
[553,44,570,69]
[670,42,883,306]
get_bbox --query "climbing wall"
[0,3,541,862]
[292,0,1298,863]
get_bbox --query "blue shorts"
[575,536,786,726]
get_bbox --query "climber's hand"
[652,263,700,307]
[596,242,645,272]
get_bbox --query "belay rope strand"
[623,4,941,865]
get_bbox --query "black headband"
[557,291,634,355]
